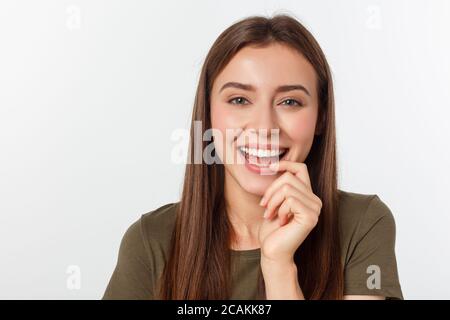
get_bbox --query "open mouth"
[237,146,289,167]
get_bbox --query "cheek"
[288,115,316,139]
[281,110,318,154]
[210,104,243,160]
[211,104,238,132]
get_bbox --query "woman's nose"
[250,104,278,132]
[244,104,280,143]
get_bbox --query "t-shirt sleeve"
[343,195,403,299]
[102,217,155,299]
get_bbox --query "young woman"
[103,14,403,300]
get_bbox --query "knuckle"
[315,195,322,204]
[308,214,319,226]
[314,202,322,213]
[286,196,295,206]
[281,184,291,193]
[282,171,293,181]
[313,196,323,209]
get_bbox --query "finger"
[277,197,300,227]
[264,183,320,221]
[278,208,294,226]
[278,198,319,246]
[269,161,312,191]
[278,196,318,228]
[260,171,313,207]
[264,183,303,220]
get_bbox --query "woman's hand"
[258,160,322,264]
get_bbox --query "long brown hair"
[158,13,343,299]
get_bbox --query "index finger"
[269,160,312,191]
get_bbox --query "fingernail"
[263,210,268,218]
[259,197,265,206]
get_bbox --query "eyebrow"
[219,81,311,96]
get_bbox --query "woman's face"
[210,42,320,196]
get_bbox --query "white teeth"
[239,147,285,158]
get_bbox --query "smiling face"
[210,42,320,196]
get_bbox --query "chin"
[232,165,279,196]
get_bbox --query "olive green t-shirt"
[102,190,403,300]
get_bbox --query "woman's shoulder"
[336,189,402,299]
[337,189,395,233]
[103,202,180,299]
[139,202,180,246]
[337,189,397,259]
[337,189,398,262]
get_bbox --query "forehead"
[212,42,317,95]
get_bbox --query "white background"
[0,0,449,299]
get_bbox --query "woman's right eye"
[228,97,249,105]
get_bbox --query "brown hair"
[158,13,343,299]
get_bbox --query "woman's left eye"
[281,99,303,107]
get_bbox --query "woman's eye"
[227,97,303,107]
[281,98,303,107]
[228,97,249,105]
